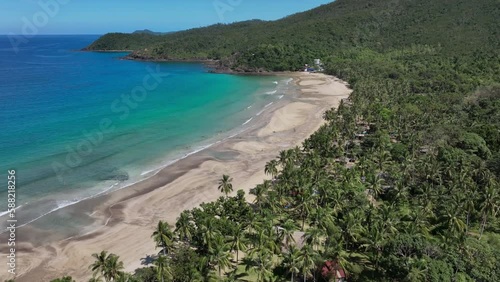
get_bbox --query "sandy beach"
[3,72,351,282]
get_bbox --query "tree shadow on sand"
[140,254,156,266]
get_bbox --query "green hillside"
[85,0,500,71]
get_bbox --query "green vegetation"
[39,0,500,281]
[86,0,499,72]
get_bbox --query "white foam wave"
[279,95,284,99]
[266,90,277,95]
[242,117,253,126]
[273,81,278,85]
[141,168,158,176]
[184,143,214,158]
[285,78,294,85]
[2,106,268,230]
[226,133,239,139]
[0,205,24,217]
[0,182,121,233]
[15,200,78,230]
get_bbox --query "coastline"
[83,49,275,75]
[5,72,352,282]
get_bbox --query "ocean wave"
[273,81,278,85]
[0,182,120,233]
[1,99,267,230]
[285,78,294,85]
[279,95,284,99]
[266,90,278,95]
[21,200,78,227]
[140,168,159,176]
[242,117,253,126]
[1,122,256,231]
[0,205,24,217]
[226,133,239,139]
[0,200,77,233]
[183,143,215,158]
[140,142,218,177]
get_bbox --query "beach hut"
[321,260,347,282]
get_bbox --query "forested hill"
[85,0,500,71]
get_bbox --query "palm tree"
[310,207,336,234]
[479,184,499,239]
[324,241,370,277]
[438,209,466,238]
[175,211,193,242]
[90,251,124,282]
[410,207,430,237]
[209,235,232,277]
[224,269,250,282]
[405,259,428,282]
[279,150,292,167]
[154,255,172,282]
[375,204,399,235]
[244,249,274,282]
[231,223,247,263]
[199,217,221,252]
[278,219,297,249]
[152,221,174,256]
[303,227,325,251]
[340,211,365,249]
[90,251,108,279]
[88,274,103,282]
[104,254,124,282]
[251,181,270,209]
[463,190,477,231]
[374,148,392,172]
[265,160,279,179]
[295,187,314,230]
[283,246,301,282]
[115,273,134,282]
[251,227,279,255]
[362,223,386,271]
[296,246,317,282]
[366,173,384,198]
[218,174,234,197]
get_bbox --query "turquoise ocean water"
[0,35,290,230]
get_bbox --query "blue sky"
[1,0,333,35]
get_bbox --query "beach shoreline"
[3,72,352,282]
[82,49,285,75]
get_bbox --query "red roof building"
[321,260,347,282]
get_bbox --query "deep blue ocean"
[0,35,289,229]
